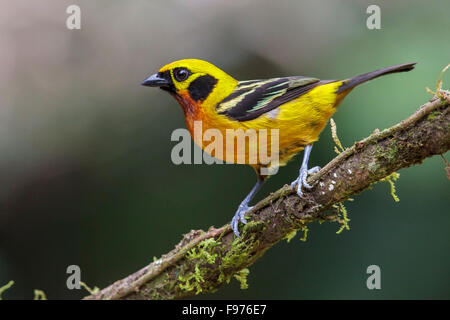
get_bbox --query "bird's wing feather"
[216,76,321,121]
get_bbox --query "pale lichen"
[335,202,351,234]
[33,289,47,300]
[80,281,100,295]
[0,280,14,300]
[425,63,450,99]
[284,229,298,243]
[330,118,345,154]
[379,172,400,202]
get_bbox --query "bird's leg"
[231,177,265,237]
[291,144,320,197]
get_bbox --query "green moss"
[233,268,250,290]
[0,281,47,301]
[219,225,267,289]
[177,238,221,294]
[284,229,298,243]
[186,238,220,264]
[279,186,293,198]
[242,220,266,234]
[427,111,440,120]
[368,159,378,173]
[283,223,309,242]
[176,229,264,295]
[376,145,383,155]
[387,145,398,161]
[376,144,399,162]
[178,264,206,294]
[299,225,309,242]
[222,237,255,270]
[150,291,163,300]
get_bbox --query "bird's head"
[142,59,238,108]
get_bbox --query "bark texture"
[84,92,450,300]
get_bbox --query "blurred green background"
[0,0,449,300]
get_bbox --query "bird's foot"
[231,203,253,237]
[291,166,321,197]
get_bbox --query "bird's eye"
[174,68,190,82]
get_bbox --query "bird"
[142,59,416,236]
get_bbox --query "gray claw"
[301,167,312,189]
[291,166,321,196]
[308,166,321,174]
[231,204,252,237]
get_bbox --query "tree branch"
[84,91,450,300]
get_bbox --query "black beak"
[141,73,170,87]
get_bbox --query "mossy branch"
[84,90,450,300]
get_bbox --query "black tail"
[337,62,416,94]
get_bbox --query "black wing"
[216,77,321,122]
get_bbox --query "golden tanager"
[142,59,415,236]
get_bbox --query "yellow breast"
[188,81,344,170]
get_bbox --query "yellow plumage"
[157,60,345,171]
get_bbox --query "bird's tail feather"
[336,62,416,94]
